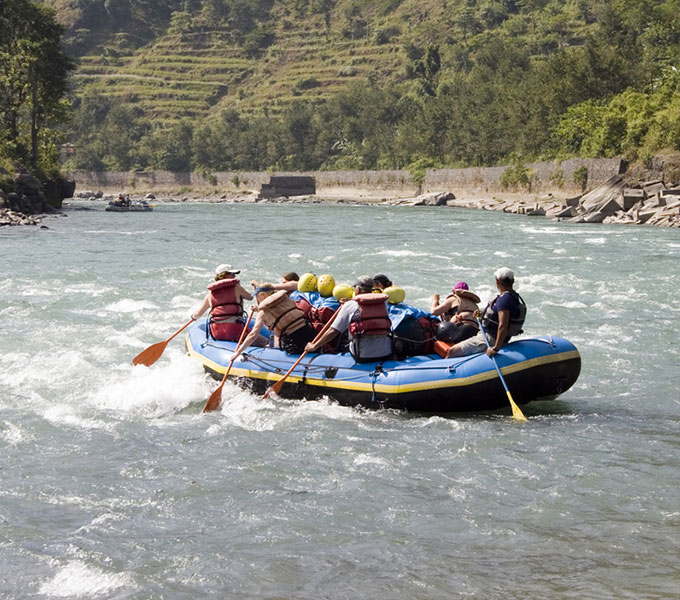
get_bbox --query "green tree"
[0,0,74,169]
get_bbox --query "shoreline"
[69,180,680,229]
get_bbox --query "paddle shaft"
[477,317,528,421]
[262,308,341,399]
[202,307,255,413]
[132,319,193,366]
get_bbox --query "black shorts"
[280,323,316,355]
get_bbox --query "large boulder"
[43,177,75,209]
[580,175,625,212]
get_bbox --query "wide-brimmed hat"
[454,289,481,304]
[215,263,240,275]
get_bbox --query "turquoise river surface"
[1,200,678,599]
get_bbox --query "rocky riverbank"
[0,170,75,227]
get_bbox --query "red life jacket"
[348,294,391,338]
[294,295,313,317]
[207,278,243,321]
[310,305,337,325]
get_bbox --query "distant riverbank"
[69,158,624,199]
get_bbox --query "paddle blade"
[263,381,282,399]
[202,383,224,413]
[132,340,167,367]
[507,392,528,421]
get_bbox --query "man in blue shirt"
[446,267,526,358]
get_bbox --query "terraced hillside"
[59,0,442,121]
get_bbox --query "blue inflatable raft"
[186,319,581,413]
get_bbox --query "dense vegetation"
[0,0,74,177]
[17,1,680,173]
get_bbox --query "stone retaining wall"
[68,158,626,197]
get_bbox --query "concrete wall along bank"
[69,158,625,197]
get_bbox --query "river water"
[1,201,678,599]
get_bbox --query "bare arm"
[305,327,339,353]
[487,310,509,355]
[251,280,298,293]
[431,296,457,317]
[231,311,265,362]
[191,294,210,320]
[237,284,253,302]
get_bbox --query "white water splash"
[104,299,159,313]
[39,561,135,597]
[89,354,208,418]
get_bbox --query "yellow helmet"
[297,272,318,293]
[317,273,336,297]
[383,286,406,304]
[332,283,354,301]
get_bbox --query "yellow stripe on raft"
[186,335,580,395]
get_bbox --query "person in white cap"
[446,267,526,358]
[191,264,254,340]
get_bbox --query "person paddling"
[446,267,526,358]
[230,284,315,361]
[191,264,253,341]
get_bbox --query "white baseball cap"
[215,263,240,275]
[494,267,515,282]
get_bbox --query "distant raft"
[105,201,153,212]
[186,320,581,413]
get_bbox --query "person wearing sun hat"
[191,263,254,341]
[446,267,527,358]
[431,280,481,344]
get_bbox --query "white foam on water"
[0,420,32,445]
[544,300,588,309]
[43,405,113,432]
[83,228,157,236]
[204,385,361,433]
[103,299,159,313]
[377,249,429,257]
[89,355,208,418]
[354,453,389,467]
[39,560,135,598]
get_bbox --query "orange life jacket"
[258,290,307,337]
[207,278,243,322]
[348,293,391,338]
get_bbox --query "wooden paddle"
[202,307,255,413]
[261,309,341,400]
[477,317,528,421]
[132,320,193,367]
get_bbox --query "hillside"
[47,0,611,121]
[41,0,680,173]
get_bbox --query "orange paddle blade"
[132,340,168,367]
[202,379,226,413]
[202,306,255,413]
[132,320,193,367]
